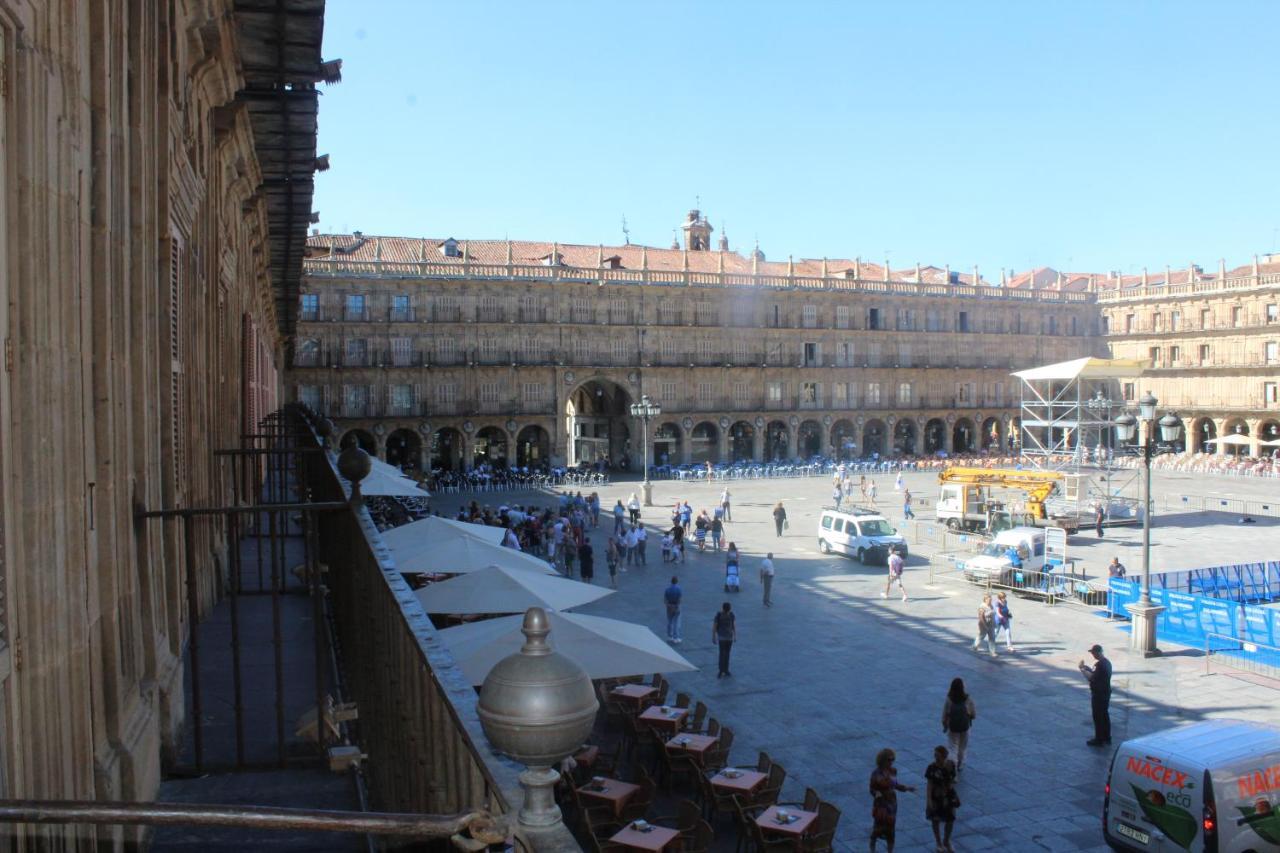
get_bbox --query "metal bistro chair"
[674,691,692,709]
[656,736,701,793]
[683,700,707,733]
[749,762,786,808]
[799,801,841,853]
[651,798,701,838]
[702,726,734,772]
[755,750,773,773]
[731,795,793,853]
[776,785,821,814]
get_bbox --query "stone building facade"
[1097,257,1280,456]
[0,1,323,847]
[295,213,1102,471]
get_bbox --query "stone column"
[717,424,730,463]
[752,425,765,462]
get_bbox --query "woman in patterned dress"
[925,745,959,852]
[869,748,915,852]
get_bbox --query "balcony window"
[803,342,819,367]
[898,382,912,405]
[835,306,850,329]
[802,305,817,329]
[390,295,412,322]
[866,382,881,406]
[1267,342,1279,365]
[344,294,367,322]
[389,384,413,415]
[345,338,368,366]
[300,293,319,321]
[1199,344,1211,365]
[295,338,321,367]
[391,337,413,367]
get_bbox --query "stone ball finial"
[316,417,335,443]
[337,445,372,484]
[477,608,597,828]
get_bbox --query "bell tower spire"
[681,207,713,252]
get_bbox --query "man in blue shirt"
[664,577,683,644]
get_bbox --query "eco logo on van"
[1130,785,1198,850]
[1236,799,1280,846]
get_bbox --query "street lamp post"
[629,394,661,507]
[1113,392,1183,657]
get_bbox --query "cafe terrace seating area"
[559,674,841,852]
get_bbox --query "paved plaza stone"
[434,468,1280,852]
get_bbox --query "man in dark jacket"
[1079,643,1112,746]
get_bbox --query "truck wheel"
[856,548,866,564]
[946,518,961,531]
[819,539,832,555]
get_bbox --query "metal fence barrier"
[927,554,1107,609]
[1204,632,1280,682]
[1162,493,1280,518]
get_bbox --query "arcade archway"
[1223,418,1250,457]
[566,378,632,467]
[952,418,975,454]
[924,418,947,454]
[862,419,886,458]
[654,422,682,467]
[729,421,755,462]
[385,428,421,470]
[473,426,509,468]
[766,421,789,461]
[340,428,376,455]
[893,420,917,456]
[690,421,720,464]
[1191,417,1216,454]
[981,417,1002,452]
[830,419,856,460]
[797,420,822,458]
[516,425,550,469]
[430,427,464,471]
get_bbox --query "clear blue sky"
[313,1,1280,277]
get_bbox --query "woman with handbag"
[925,745,960,852]
[941,678,976,771]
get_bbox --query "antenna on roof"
[695,194,701,210]
[621,215,630,246]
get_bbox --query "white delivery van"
[817,508,908,564]
[960,527,1044,585]
[1104,719,1280,853]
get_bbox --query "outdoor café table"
[710,767,767,796]
[577,777,640,818]
[609,823,681,852]
[611,683,657,710]
[638,705,688,734]
[665,733,717,765]
[755,805,818,842]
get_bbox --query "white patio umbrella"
[379,518,555,575]
[368,457,430,494]
[415,565,612,614]
[1258,438,1280,447]
[438,610,696,686]
[358,467,433,497]
[1205,434,1254,447]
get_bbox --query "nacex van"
[1104,719,1280,853]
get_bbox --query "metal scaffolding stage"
[1013,357,1150,518]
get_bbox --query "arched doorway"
[1223,418,1250,457]
[729,421,755,462]
[924,418,947,454]
[690,421,720,464]
[1192,417,1216,454]
[830,419,856,460]
[952,418,975,454]
[385,428,421,470]
[981,417,1002,452]
[516,425,550,470]
[797,420,822,458]
[566,378,632,467]
[766,421,789,461]
[1009,417,1022,453]
[893,419,917,456]
[654,422,682,467]
[862,419,886,458]
[473,426,509,468]
[430,427,464,471]
[340,428,376,455]
[1260,420,1280,457]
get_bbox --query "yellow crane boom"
[937,467,1064,520]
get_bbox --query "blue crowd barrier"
[1106,576,1279,652]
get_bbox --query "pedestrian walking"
[664,576,683,643]
[679,501,693,534]
[973,594,998,656]
[634,525,647,565]
[993,591,1016,651]
[772,501,787,537]
[894,471,904,492]
[589,492,600,528]
[868,480,879,506]
[623,525,638,568]
[712,602,736,677]
[613,500,626,535]
[760,552,775,607]
[869,748,915,853]
[724,543,740,592]
[720,487,732,521]
[562,534,578,579]
[832,484,843,510]
[882,547,908,601]
[578,538,594,584]
[925,745,960,852]
[1079,643,1112,746]
[1095,503,1105,538]
[670,523,686,563]
[661,532,673,563]
[627,492,641,525]
[606,536,619,588]
[903,488,915,520]
[941,677,976,771]
[693,511,709,551]
[710,515,724,551]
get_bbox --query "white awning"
[1011,357,1148,382]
